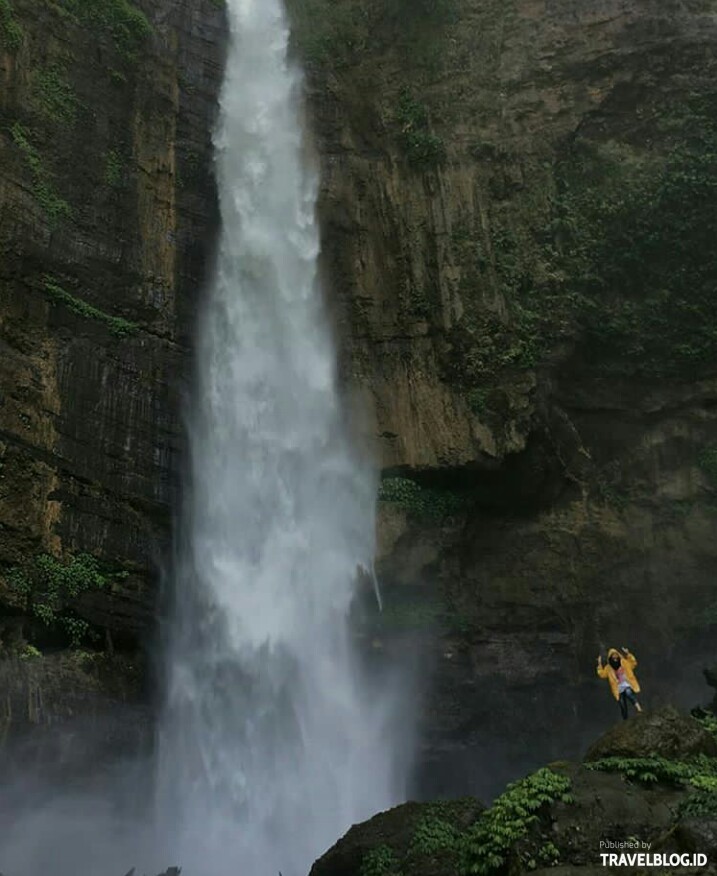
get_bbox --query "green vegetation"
[466,388,489,415]
[359,772,571,876]
[410,810,464,856]
[286,0,370,68]
[462,768,572,875]
[396,89,444,167]
[58,0,151,60]
[533,841,561,869]
[360,845,401,876]
[448,95,717,385]
[286,0,456,70]
[0,0,22,49]
[32,66,78,124]
[6,553,127,647]
[18,644,42,661]
[104,149,126,188]
[10,123,72,225]
[587,754,717,789]
[44,278,138,337]
[378,476,469,520]
[578,729,717,824]
[680,789,717,818]
[551,100,717,376]
[694,709,717,741]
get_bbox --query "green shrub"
[693,710,717,741]
[10,123,72,225]
[58,0,151,60]
[467,388,489,415]
[32,67,78,124]
[679,780,717,818]
[6,552,128,647]
[360,845,401,876]
[44,277,138,337]
[396,89,445,166]
[104,149,125,188]
[587,754,717,788]
[410,814,464,856]
[286,0,370,68]
[378,476,469,519]
[462,768,572,875]
[0,0,22,50]
[18,644,42,661]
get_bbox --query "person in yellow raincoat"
[597,647,643,720]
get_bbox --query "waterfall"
[158,1,408,873]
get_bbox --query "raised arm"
[596,655,609,678]
[621,647,637,668]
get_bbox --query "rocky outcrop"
[585,707,717,762]
[310,707,717,876]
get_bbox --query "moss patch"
[32,66,78,124]
[57,0,152,60]
[11,123,73,225]
[103,149,126,188]
[395,88,444,167]
[554,108,717,376]
[379,476,470,520]
[359,845,402,876]
[0,0,22,49]
[44,277,138,337]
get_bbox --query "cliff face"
[286,0,717,797]
[0,0,223,764]
[1,0,716,800]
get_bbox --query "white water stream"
[157,1,408,873]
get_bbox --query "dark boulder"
[676,819,717,858]
[585,707,717,762]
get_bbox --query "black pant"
[619,687,638,720]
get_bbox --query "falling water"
[158,1,408,873]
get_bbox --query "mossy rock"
[310,799,483,876]
[585,707,717,762]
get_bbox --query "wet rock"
[675,819,717,857]
[584,707,717,762]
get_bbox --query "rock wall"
[0,0,224,763]
[286,0,717,798]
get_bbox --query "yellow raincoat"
[597,648,640,701]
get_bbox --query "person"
[597,647,643,720]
